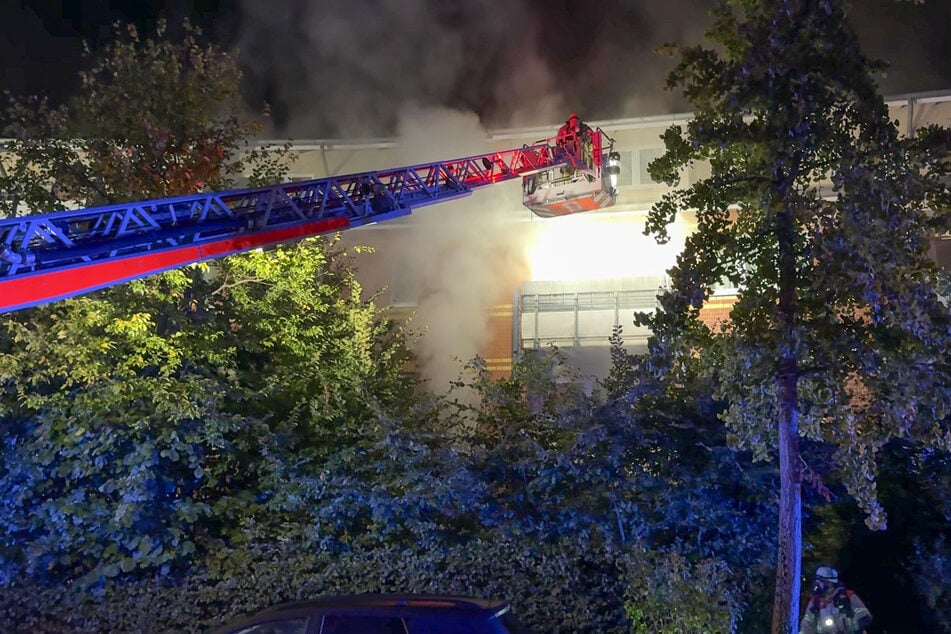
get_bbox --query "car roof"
[258,593,509,616]
[211,594,515,634]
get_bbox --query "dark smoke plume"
[235,0,715,136]
[235,0,951,137]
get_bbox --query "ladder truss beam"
[0,143,565,312]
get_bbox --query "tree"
[0,238,414,586]
[0,21,415,587]
[641,1,951,631]
[0,20,282,214]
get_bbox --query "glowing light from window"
[526,214,686,281]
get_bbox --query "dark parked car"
[212,594,528,634]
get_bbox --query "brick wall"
[699,295,737,331]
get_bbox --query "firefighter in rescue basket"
[522,112,621,218]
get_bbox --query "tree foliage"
[0,21,415,588]
[265,345,777,628]
[0,342,777,632]
[0,19,284,215]
[624,548,744,634]
[641,0,951,630]
[0,238,414,587]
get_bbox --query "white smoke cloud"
[390,106,531,392]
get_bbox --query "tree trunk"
[772,202,803,634]
[773,358,802,633]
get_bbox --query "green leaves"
[640,1,951,630]
[0,20,415,589]
[643,0,951,526]
[0,19,291,214]
[0,232,419,586]
[624,548,744,634]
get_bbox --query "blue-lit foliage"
[0,342,777,632]
[639,0,951,630]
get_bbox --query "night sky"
[2,0,951,136]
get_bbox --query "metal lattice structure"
[0,142,570,313]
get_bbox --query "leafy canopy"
[0,19,284,214]
[640,0,951,630]
[644,0,951,531]
[0,20,414,587]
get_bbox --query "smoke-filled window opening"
[390,266,419,307]
[637,148,666,186]
[613,150,634,187]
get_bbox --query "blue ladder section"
[0,142,567,313]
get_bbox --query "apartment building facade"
[256,92,951,383]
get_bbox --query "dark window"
[231,617,309,634]
[320,614,406,634]
[405,615,490,634]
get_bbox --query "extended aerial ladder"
[0,126,619,314]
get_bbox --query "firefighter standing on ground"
[799,566,873,634]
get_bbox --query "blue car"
[212,594,528,634]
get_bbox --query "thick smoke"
[236,0,533,136]
[232,0,951,390]
[234,0,719,136]
[3,2,950,129]
[847,0,951,94]
[390,106,530,392]
[236,0,951,137]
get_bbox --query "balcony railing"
[518,288,662,349]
